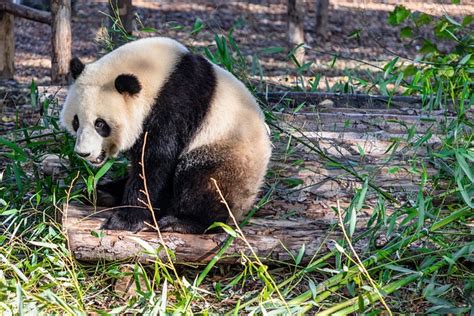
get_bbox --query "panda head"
[60,57,144,167]
[60,37,189,167]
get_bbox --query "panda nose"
[76,151,91,158]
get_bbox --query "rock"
[40,154,69,176]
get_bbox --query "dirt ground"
[11,0,474,87]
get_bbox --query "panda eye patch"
[94,118,111,137]
[72,115,79,132]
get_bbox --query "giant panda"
[60,37,272,234]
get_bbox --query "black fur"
[115,74,142,95]
[94,118,111,137]
[161,144,241,234]
[96,177,128,206]
[101,53,218,233]
[72,115,79,132]
[70,57,85,80]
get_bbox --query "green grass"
[1,5,473,315]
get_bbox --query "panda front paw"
[101,208,151,232]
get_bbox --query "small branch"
[0,2,51,24]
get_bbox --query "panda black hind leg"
[158,144,254,234]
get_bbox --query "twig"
[138,132,182,290]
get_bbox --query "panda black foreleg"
[100,175,153,232]
[95,177,128,207]
[100,147,178,232]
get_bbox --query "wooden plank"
[63,204,362,264]
[272,131,441,160]
[274,111,452,134]
[258,92,457,111]
[0,5,14,80]
[50,0,71,84]
[0,1,51,24]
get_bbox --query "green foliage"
[202,29,263,92]
[387,6,473,103]
[388,5,411,26]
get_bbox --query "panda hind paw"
[101,208,150,233]
[158,215,206,234]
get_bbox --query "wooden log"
[0,1,51,24]
[287,0,305,65]
[0,3,14,80]
[50,0,71,84]
[108,0,134,46]
[271,159,438,199]
[63,204,362,264]
[274,111,453,134]
[273,131,441,160]
[257,92,457,112]
[315,0,329,37]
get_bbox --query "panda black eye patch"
[72,115,79,132]
[94,118,111,137]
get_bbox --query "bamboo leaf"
[295,244,305,265]
[456,152,474,182]
[207,222,237,237]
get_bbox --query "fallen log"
[63,204,362,264]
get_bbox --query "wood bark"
[287,0,305,65]
[50,0,71,84]
[117,0,133,34]
[0,4,14,80]
[0,1,51,24]
[63,204,363,264]
[315,0,329,37]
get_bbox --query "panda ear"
[115,74,142,96]
[70,57,85,80]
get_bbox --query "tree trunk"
[0,4,14,80]
[315,0,329,37]
[51,0,71,84]
[63,204,365,264]
[287,0,305,65]
[109,0,134,37]
[118,0,133,34]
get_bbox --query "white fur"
[186,65,268,152]
[61,37,188,164]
